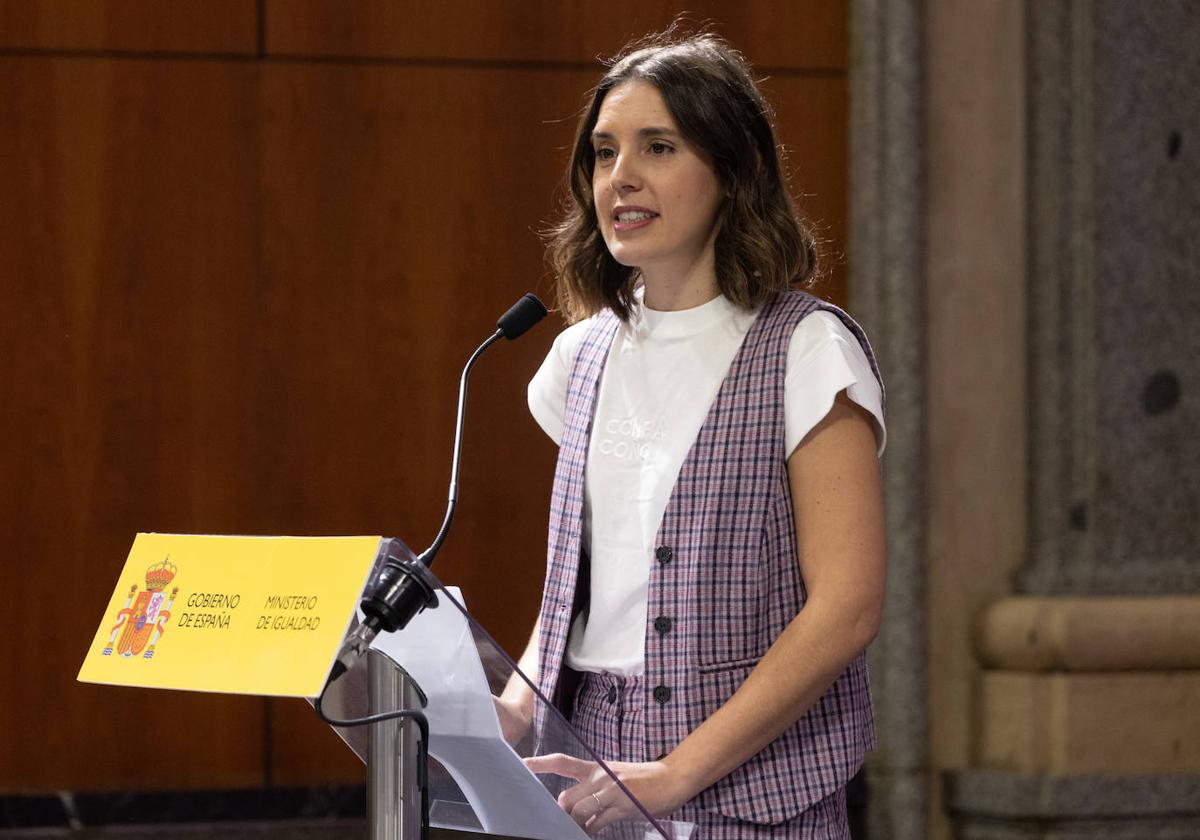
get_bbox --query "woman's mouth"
[613,209,658,231]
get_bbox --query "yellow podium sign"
[78,533,382,697]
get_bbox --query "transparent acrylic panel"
[319,537,696,840]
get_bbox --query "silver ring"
[591,792,604,812]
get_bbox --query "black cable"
[314,691,430,734]
[314,683,431,840]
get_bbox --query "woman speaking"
[498,31,887,839]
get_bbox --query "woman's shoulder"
[526,315,599,446]
[784,308,887,456]
[550,314,601,366]
[755,288,863,336]
[769,291,877,374]
[793,308,862,353]
[534,316,596,389]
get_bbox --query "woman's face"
[590,81,723,282]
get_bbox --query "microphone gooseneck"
[327,293,548,683]
[417,328,504,567]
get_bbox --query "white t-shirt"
[527,292,885,676]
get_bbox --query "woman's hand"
[492,694,533,747]
[523,753,693,834]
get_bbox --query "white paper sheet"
[370,589,589,840]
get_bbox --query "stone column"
[946,2,1200,836]
[848,1,928,838]
[924,1,1027,838]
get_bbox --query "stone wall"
[1020,0,1200,598]
[947,2,1200,837]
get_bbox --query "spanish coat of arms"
[102,558,179,659]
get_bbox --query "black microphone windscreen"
[497,293,548,340]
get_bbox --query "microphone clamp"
[330,551,438,682]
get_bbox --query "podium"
[317,537,696,840]
[79,533,694,839]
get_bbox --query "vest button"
[653,616,672,634]
[653,685,671,704]
[654,545,673,564]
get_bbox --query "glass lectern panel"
[319,537,696,840]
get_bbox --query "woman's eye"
[595,147,615,161]
[649,142,673,155]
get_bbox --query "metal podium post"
[368,648,423,840]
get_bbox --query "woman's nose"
[611,152,641,193]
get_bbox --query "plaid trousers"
[573,672,851,839]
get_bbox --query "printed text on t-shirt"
[597,416,667,463]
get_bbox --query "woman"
[497,31,886,839]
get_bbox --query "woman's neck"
[640,256,721,312]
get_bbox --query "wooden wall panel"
[763,75,850,305]
[0,4,846,795]
[0,1,257,54]
[252,62,586,642]
[254,63,585,785]
[0,56,265,790]
[268,698,365,785]
[265,0,846,70]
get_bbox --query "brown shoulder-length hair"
[545,31,819,324]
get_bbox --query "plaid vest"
[535,289,882,823]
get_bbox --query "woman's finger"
[565,785,609,829]
[522,753,596,781]
[553,781,588,827]
[558,777,608,815]
[583,795,633,835]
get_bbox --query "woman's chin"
[607,249,642,269]
[605,240,654,268]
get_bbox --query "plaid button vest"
[535,289,883,823]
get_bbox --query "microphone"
[328,293,548,682]
[497,293,548,340]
